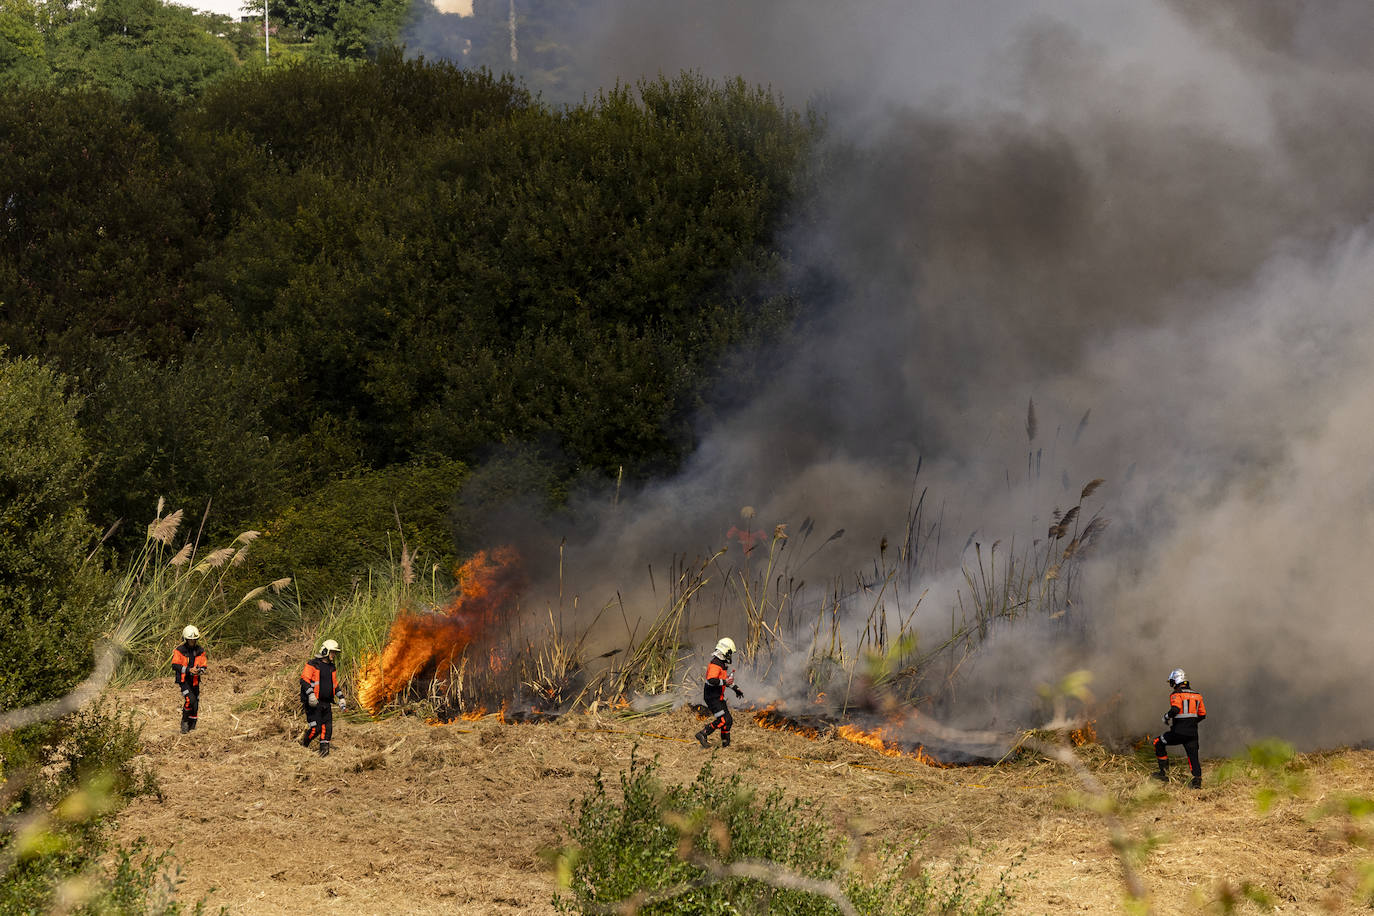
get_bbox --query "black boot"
[318,741,331,758]
[301,730,313,748]
[180,720,190,734]
[695,729,711,749]
[720,734,731,748]
[1190,776,1202,789]
[1151,768,1167,782]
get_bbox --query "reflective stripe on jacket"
[171,642,207,688]
[1169,688,1206,720]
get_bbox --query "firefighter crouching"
[172,625,208,734]
[1153,667,1206,788]
[695,637,743,749]
[301,639,348,757]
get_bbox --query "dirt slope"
[110,644,1374,915]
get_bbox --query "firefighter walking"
[1153,667,1206,788]
[171,625,208,734]
[694,637,742,749]
[300,639,348,757]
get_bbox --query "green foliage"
[0,354,107,710]
[79,841,222,915]
[104,501,299,675]
[1,57,820,604]
[552,753,1015,915]
[44,701,160,805]
[251,459,466,603]
[845,847,1016,916]
[0,0,239,97]
[553,753,840,915]
[312,552,453,696]
[0,702,197,914]
[47,0,237,99]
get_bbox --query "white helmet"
[319,639,341,656]
[714,637,736,659]
[1168,667,1187,687]
[182,625,200,641]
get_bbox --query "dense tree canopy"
[0,54,821,576]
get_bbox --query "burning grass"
[750,705,954,767]
[323,463,1112,787]
[356,546,526,714]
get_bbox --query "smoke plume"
[411,0,1374,752]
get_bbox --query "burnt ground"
[110,642,1374,915]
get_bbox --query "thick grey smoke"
[428,1,1374,752]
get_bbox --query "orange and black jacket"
[301,656,342,706]
[171,642,207,689]
[1164,687,1206,735]
[702,656,734,704]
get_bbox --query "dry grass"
[106,648,1374,915]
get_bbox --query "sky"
[413,0,1374,754]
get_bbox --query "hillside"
[110,643,1374,915]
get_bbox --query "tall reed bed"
[312,546,453,693]
[105,500,297,680]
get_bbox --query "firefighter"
[171,625,208,734]
[694,637,743,749]
[1153,667,1206,788]
[300,639,348,757]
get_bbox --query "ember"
[750,704,950,767]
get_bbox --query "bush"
[552,753,1016,916]
[0,354,108,710]
[250,459,467,605]
[0,702,188,914]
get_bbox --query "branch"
[0,640,123,734]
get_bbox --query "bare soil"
[110,643,1374,915]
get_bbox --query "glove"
[732,686,744,698]
[338,698,347,711]
[1161,713,1170,725]
[308,692,319,707]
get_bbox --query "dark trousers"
[181,686,200,729]
[303,703,333,746]
[704,697,732,745]
[1154,729,1200,779]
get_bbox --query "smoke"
[414,1,1374,752]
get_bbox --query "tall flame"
[358,547,524,714]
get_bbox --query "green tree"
[45,0,236,99]
[0,354,105,709]
[0,0,47,86]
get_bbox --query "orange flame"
[750,705,946,767]
[1070,719,1098,747]
[835,723,943,766]
[358,547,525,714]
[752,705,823,739]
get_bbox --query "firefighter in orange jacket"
[1154,667,1206,788]
[171,625,208,734]
[694,637,742,749]
[300,640,348,757]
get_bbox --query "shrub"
[0,702,185,914]
[0,353,108,710]
[249,460,466,605]
[552,753,1015,916]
